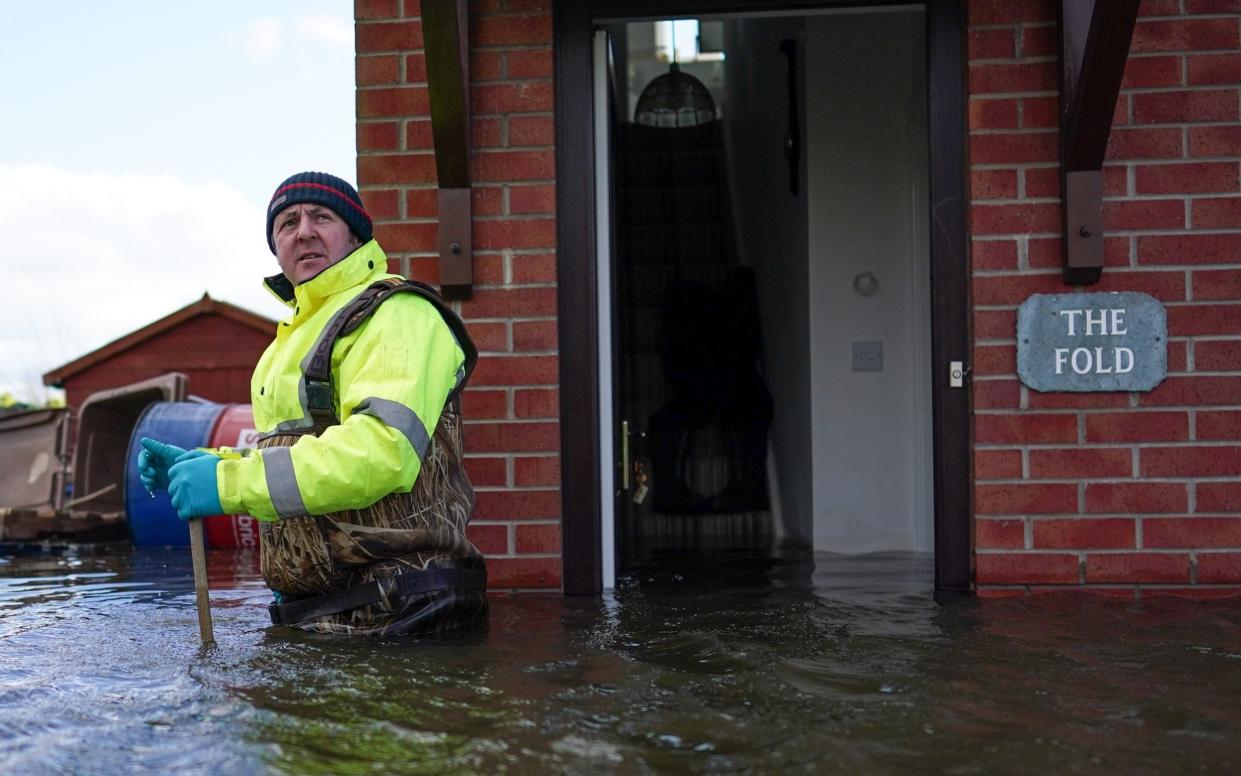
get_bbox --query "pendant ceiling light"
[634,21,716,128]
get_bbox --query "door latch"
[620,419,630,490]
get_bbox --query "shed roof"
[43,293,275,386]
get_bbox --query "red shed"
[42,293,274,412]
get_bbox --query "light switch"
[852,340,883,372]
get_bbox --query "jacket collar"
[263,240,387,308]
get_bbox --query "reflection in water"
[1,547,1240,773]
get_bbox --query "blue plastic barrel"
[124,402,227,546]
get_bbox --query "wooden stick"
[188,518,215,646]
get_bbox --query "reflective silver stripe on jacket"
[263,447,309,518]
[354,396,432,461]
[274,417,319,434]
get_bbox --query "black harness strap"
[268,567,487,626]
[303,278,478,421]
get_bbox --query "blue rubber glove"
[167,450,223,521]
[137,437,188,494]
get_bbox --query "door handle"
[620,419,630,490]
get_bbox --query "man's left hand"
[168,450,223,520]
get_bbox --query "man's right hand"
[137,437,189,494]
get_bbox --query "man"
[137,171,487,636]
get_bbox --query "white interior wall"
[806,10,933,553]
[723,17,813,545]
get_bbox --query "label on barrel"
[231,514,259,549]
[1017,292,1167,392]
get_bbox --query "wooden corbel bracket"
[1059,0,1140,285]
[423,0,473,300]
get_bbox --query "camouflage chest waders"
[261,279,487,636]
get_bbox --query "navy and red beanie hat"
[266,171,373,253]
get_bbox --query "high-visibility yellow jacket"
[215,240,467,522]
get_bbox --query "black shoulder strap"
[304,279,477,410]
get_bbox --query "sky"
[0,1,357,402]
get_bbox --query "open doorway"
[599,8,934,579]
[554,0,969,596]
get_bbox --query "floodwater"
[2,547,1240,775]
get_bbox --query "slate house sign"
[1017,292,1167,392]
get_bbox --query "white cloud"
[243,17,283,59]
[296,15,353,49]
[240,14,352,61]
[0,164,288,402]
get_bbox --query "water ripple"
[2,548,1241,774]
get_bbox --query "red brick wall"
[969,0,1241,596]
[355,0,560,589]
[356,0,1239,595]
